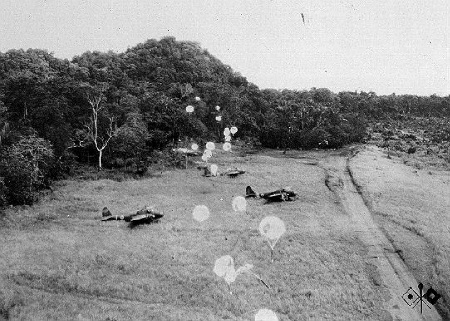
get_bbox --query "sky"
[0,0,449,96]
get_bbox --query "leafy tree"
[107,112,148,167]
[0,101,8,146]
[0,135,54,204]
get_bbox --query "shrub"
[110,158,125,168]
[50,151,77,179]
[146,129,171,150]
[0,135,55,205]
[300,128,329,149]
[0,177,7,208]
[107,112,148,166]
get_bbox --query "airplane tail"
[245,186,257,198]
[102,207,112,217]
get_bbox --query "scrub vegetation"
[1,36,449,207]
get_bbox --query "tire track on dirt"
[320,153,442,321]
[9,278,166,307]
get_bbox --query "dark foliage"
[0,38,449,206]
[0,134,54,205]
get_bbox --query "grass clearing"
[349,145,450,319]
[0,146,417,320]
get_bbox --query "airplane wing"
[101,216,117,221]
[260,190,291,202]
[101,211,163,223]
[225,170,245,177]
[130,214,150,222]
[267,192,285,201]
[101,215,125,221]
[152,213,164,219]
[130,212,164,223]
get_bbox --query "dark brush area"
[0,36,449,207]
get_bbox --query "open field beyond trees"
[0,145,449,320]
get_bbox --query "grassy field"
[348,145,450,319]
[0,145,446,320]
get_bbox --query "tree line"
[0,36,449,205]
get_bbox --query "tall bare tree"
[84,85,117,169]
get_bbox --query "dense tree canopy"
[0,37,449,205]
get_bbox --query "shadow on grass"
[0,286,24,320]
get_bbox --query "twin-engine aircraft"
[101,206,164,226]
[246,186,296,202]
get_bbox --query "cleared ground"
[0,145,447,320]
[348,145,450,320]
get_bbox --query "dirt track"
[319,149,442,321]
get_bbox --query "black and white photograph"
[0,1,449,320]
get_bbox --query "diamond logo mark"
[402,287,420,307]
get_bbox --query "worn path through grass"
[348,145,450,320]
